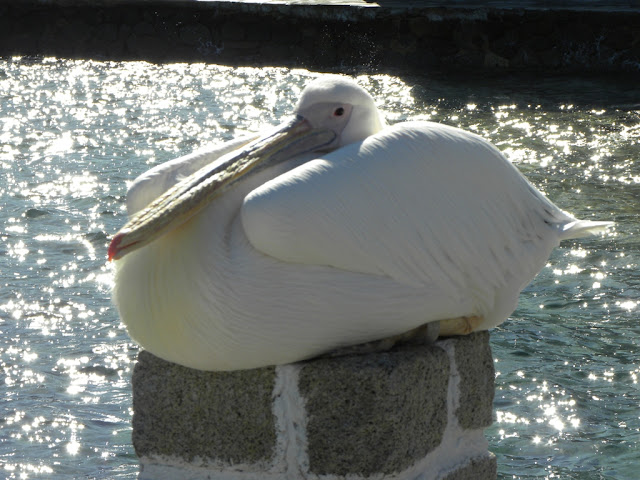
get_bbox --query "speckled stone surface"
[453,331,495,430]
[132,350,277,465]
[132,332,496,479]
[441,453,498,480]
[299,344,450,476]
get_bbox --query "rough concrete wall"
[132,356,277,465]
[132,331,496,480]
[298,345,450,476]
[0,1,639,74]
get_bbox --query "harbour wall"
[0,1,639,75]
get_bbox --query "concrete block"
[132,332,496,480]
[452,331,495,430]
[441,453,498,480]
[299,345,449,476]
[132,351,277,465]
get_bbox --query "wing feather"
[242,121,571,325]
[126,135,257,216]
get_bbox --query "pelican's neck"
[197,152,315,245]
[113,153,316,369]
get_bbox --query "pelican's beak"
[108,116,336,261]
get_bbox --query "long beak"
[108,116,336,261]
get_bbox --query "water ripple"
[0,58,637,479]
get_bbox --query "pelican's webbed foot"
[320,315,482,360]
[438,315,482,337]
[322,321,440,359]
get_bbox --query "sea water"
[0,58,638,479]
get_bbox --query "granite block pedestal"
[132,332,496,479]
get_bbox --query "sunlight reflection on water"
[0,58,638,479]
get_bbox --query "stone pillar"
[132,332,496,480]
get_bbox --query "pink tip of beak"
[108,233,124,262]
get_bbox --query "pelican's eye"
[333,107,345,117]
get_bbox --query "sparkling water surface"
[0,58,637,479]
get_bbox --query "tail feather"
[559,220,614,240]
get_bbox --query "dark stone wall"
[1,1,639,75]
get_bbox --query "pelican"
[109,75,611,371]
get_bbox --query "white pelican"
[109,76,611,371]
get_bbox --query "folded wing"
[241,121,572,325]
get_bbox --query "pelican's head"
[108,76,386,261]
[295,76,386,149]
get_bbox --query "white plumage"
[111,76,609,371]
